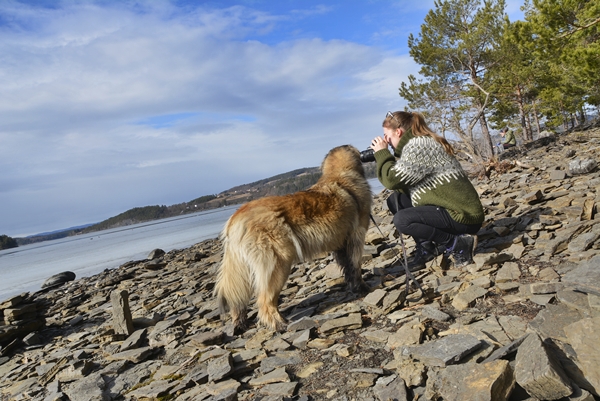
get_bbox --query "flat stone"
[514,333,573,400]
[497,315,528,341]
[563,255,600,296]
[473,252,513,270]
[530,282,564,294]
[528,303,584,342]
[128,379,177,399]
[421,305,451,322]
[56,360,94,382]
[557,289,592,314]
[401,334,482,367]
[496,262,521,283]
[61,373,107,401]
[564,317,600,396]
[287,317,318,332]
[260,381,298,397]
[264,336,291,351]
[363,289,387,308]
[319,313,362,334]
[497,282,520,292]
[569,231,600,252]
[188,330,223,347]
[260,353,302,374]
[207,353,233,382]
[120,328,147,352]
[425,360,514,401]
[452,285,488,311]
[296,362,323,378]
[249,367,290,386]
[204,379,241,396]
[360,329,391,343]
[106,346,154,363]
[538,267,560,281]
[307,338,335,349]
[388,321,423,349]
[245,328,275,350]
[482,335,528,363]
[291,329,311,350]
[531,294,557,306]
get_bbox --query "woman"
[499,127,516,149]
[370,111,484,268]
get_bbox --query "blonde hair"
[383,111,454,155]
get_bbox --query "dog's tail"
[214,217,254,318]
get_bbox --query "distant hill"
[15,162,377,246]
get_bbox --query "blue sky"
[0,0,524,237]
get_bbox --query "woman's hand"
[370,136,388,152]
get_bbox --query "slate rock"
[514,333,573,400]
[563,256,600,296]
[373,375,409,401]
[425,360,514,401]
[568,158,597,175]
[564,317,600,396]
[41,271,76,289]
[401,334,482,367]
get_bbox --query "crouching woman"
[370,111,484,268]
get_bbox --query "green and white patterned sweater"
[374,130,484,225]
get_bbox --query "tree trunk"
[532,100,541,138]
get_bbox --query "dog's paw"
[348,279,371,294]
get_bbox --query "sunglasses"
[386,111,400,125]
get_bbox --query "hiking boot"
[408,242,439,270]
[447,234,477,268]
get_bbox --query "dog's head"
[321,145,364,177]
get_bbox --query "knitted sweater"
[374,130,484,225]
[503,130,516,145]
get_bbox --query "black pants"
[503,143,515,149]
[386,192,481,248]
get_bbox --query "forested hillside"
[400,0,599,163]
[12,163,377,245]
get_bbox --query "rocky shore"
[2,126,600,401]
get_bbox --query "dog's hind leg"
[214,242,253,333]
[254,256,292,332]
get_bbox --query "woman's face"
[383,126,403,148]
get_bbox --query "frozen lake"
[0,178,384,300]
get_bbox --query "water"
[0,178,385,301]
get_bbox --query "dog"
[214,145,372,332]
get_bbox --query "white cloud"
[0,1,422,236]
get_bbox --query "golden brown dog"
[214,145,372,332]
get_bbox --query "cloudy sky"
[0,0,524,237]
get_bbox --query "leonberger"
[214,145,372,332]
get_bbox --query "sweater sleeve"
[374,148,403,190]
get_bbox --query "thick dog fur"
[213,145,372,332]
